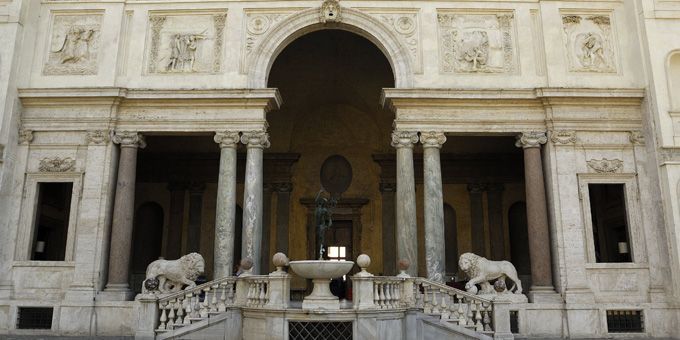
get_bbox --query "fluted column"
[213,131,240,279]
[516,131,555,294]
[104,131,146,298]
[240,131,270,275]
[421,131,447,282]
[391,131,419,276]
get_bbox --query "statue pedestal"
[302,279,341,310]
[289,260,354,310]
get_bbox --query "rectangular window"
[16,307,53,330]
[31,182,73,261]
[588,184,632,263]
[606,310,644,333]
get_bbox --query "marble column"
[487,184,505,260]
[166,182,186,260]
[240,131,270,275]
[516,132,555,293]
[104,131,146,298]
[274,183,292,256]
[391,131,419,277]
[420,131,447,282]
[186,182,205,253]
[213,131,240,279]
[380,182,396,276]
[468,183,486,256]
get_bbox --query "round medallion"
[247,15,270,35]
[395,16,416,35]
[320,155,352,195]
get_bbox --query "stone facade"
[0,0,679,338]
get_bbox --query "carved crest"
[320,0,341,23]
[550,130,577,145]
[587,158,623,173]
[39,157,76,172]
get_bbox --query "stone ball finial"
[397,258,411,278]
[357,254,371,269]
[494,279,507,293]
[240,257,254,270]
[272,252,289,273]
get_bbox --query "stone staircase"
[133,256,514,339]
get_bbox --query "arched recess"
[667,51,680,109]
[130,202,164,292]
[247,7,414,88]
[444,204,458,277]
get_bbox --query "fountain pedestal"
[289,260,354,310]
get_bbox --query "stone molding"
[39,157,76,172]
[550,130,577,145]
[241,131,271,149]
[18,129,33,145]
[86,130,110,145]
[391,131,419,149]
[419,131,446,148]
[247,6,414,88]
[515,131,547,149]
[112,131,146,148]
[214,131,240,148]
[587,158,623,173]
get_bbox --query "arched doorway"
[267,29,394,293]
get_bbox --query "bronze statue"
[315,189,337,260]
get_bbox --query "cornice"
[18,87,282,111]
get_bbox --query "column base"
[99,283,134,301]
[528,285,563,304]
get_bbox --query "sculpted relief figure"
[577,32,606,69]
[44,15,101,75]
[458,252,523,295]
[456,31,490,71]
[55,26,96,64]
[142,253,205,294]
[167,33,206,72]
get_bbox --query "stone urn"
[288,260,354,310]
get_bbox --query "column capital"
[467,183,486,193]
[419,131,447,148]
[515,131,547,149]
[271,182,293,193]
[391,131,418,149]
[241,131,270,149]
[214,131,240,148]
[112,131,146,148]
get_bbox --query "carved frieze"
[39,157,76,172]
[146,12,227,74]
[561,13,616,73]
[241,9,301,73]
[43,13,102,75]
[438,12,516,74]
[587,158,623,173]
[550,130,577,145]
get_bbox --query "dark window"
[607,310,644,333]
[16,307,53,329]
[588,184,632,263]
[510,310,519,334]
[31,182,73,261]
[289,321,352,340]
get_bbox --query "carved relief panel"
[561,13,617,73]
[146,12,227,74]
[360,9,422,74]
[43,13,103,76]
[438,11,516,74]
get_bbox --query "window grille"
[16,307,53,329]
[289,321,352,340]
[607,310,644,333]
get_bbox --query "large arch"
[247,6,414,88]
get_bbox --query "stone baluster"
[184,293,193,323]
[158,301,168,330]
[457,295,466,325]
[241,131,270,274]
[391,131,419,276]
[420,131,447,282]
[440,294,449,319]
[167,299,176,329]
[104,131,146,299]
[214,131,240,279]
[431,289,439,314]
[176,297,185,326]
[515,132,556,300]
[466,300,475,328]
[210,283,219,312]
[483,303,492,332]
[422,285,431,313]
[217,284,227,312]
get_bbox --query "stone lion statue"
[142,253,205,294]
[458,252,522,295]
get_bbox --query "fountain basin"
[289,260,354,310]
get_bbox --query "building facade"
[0,0,679,338]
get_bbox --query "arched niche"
[668,51,680,109]
[247,7,413,88]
